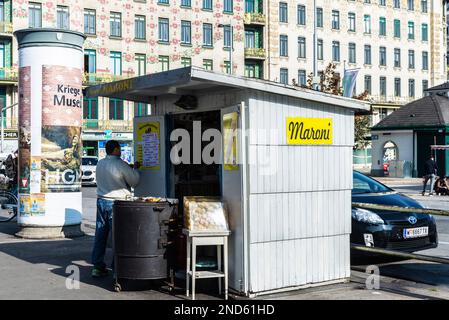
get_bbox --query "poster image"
[41,65,82,127]
[41,126,82,193]
[30,156,42,194]
[223,112,239,171]
[136,122,160,170]
[18,66,31,194]
[19,194,45,217]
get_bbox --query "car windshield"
[352,171,392,194]
[82,158,98,166]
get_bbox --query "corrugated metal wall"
[247,90,354,293]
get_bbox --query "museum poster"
[18,66,31,194]
[136,122,161,170]
[41,65,83,192]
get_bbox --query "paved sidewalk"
[0,221,448,300]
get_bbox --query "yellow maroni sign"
[286,117,333,145]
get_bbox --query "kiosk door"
[133,116,167,197]
[221,104,247,293]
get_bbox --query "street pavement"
[1,182,449,300]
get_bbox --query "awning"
[85,67,370,112]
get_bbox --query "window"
[422,23,428,41]
[223,0,233,13]
[408,21,414,40]
[297,5,306,25]
[135,103,149,117]
[379,46,386,66]
[28,2,41,28]
[83,98,98,120]
[380,76,387,97]
[110,51,122,75]
[279,2,288,23]
[364,15,371,34]
[280,35,288,57]
[394,19,400,38]
[394,0,400,9]
[135,54,146,76]
[379,17,386,36]
[422,80,429,93]
[364,75,372,94]
[379,0,386,6]
[394,48,401,68]
[394,78,401,97]
[332,41,340,62]
[408,50,415,69]
[245,30,255,48]
[181,57,191,67]
[224,60,231,74]
[348,12,356,32]
[364,0,371,3]
[84,49,96,74]
[203,59,213,70]
[203,23,213,47]
[158,0,169,4]
[422,51,428,70]
[316,7,323,28]
[280,68,288,85]
[348,42,356,64]
[332,10,340,30]
[159,55,169,71]
[181,21,191,44]
[421,0,428,13]
[135,15,146,40]
[110,12,122,37]
[317,39,323,60]
[203,0,212,10]
[57,6,70,29]
[158,18,169,42]
[407,0,414,10]
[408,79,415,97]
[364,45,371,65]
[298,69,306,86]
[298,37,306,59]
[181,0,191,7]
[109,99,124,120]
[84,9,96,35]
[223,25,231,48]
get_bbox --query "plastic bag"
[184,196,229,232]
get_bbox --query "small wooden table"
[183,229,231,300]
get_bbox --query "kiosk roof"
[85,67,369,112]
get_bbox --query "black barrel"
[112,199,178,280]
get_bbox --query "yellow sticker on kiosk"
[286,117,333,145]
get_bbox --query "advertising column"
[14,29,86,238]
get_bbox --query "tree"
[293,62,371,149]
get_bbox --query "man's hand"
[134,161,141,169]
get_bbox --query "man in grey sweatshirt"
[91,140,140,277]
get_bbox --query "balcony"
[83,119,133,132]
[244,47,266,60]
[82,73,127,86]
[0,67,18,83]
[370,95,417,105]
[244,12,266,25]
[0,21,13,35]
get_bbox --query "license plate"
[403,226,428,239]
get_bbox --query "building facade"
[1,0,447,158]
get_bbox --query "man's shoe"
[422,191,426,196]
[91,267,109,278]
[429,193,434,197]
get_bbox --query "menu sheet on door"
[136,122,161,170]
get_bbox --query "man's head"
[106,140,121,156]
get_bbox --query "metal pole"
[313,0,318,89]
[230,25,233,75]
[1,104,3,154]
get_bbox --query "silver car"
[81,156,98,186]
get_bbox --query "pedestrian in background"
[91,140,140,278]
[422,154,438,196]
